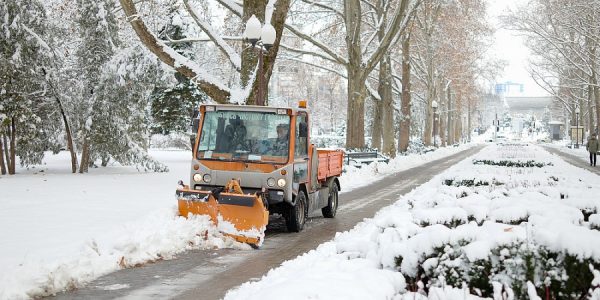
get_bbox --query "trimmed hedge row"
[473,159,552,168]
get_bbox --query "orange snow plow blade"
[176,180,269,247]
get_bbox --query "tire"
[321,182,338,218]
[286,191,307,232]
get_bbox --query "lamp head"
[244,15,261,45]
[261,23,276,48]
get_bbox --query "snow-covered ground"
[0,144,474,299]
[224,143,600,300]
[0,151,246,299]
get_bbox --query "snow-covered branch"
[183,0,241,71]
[119,0,231,103]
[279,43,340,64]
[363,0,421,77]
[300,0,344,18]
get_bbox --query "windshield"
[196,110,291,163]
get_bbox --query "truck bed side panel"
[316,150,344,181]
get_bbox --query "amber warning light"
[298,100,307,109]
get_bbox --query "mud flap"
[176,180,269,247]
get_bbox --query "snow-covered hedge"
[225,144,600,299]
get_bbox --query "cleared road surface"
[49,146,484,300]
[543,146,600,175]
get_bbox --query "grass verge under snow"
[224,144,600,300]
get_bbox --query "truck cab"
[189,102,343,232]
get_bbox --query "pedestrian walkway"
[543,146,600,175]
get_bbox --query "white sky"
[486,0,549,97]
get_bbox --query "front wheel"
[285,191,307,232]
[322,182,338,218]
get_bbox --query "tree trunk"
[467,100,472,142]
[346,72,367,149]
[380,56,396,158]
[2,133,9,174]
[101,155,110,167]
[0,133,6,175]
[371,98,383,150]
[344,0,367,149]
[454,101,462,143]
[8,119,16,175]
[447,88,453,145]
[79,137,90,173]
[398,36,411,153]
[587,84,598,133]
[423,36,435,147]
[373,0,395,157]
[423,104,433,146]
[56,97,78,173]
[455,117,462,143]
[240,0,291,105]
[440,109,446,146]
[593,72,600,135]
[241,0,267,104]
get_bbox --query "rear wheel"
[285,191,307,232]
[322,182,338,218]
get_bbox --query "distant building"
[504,96,553,119]
[548,121,564,140]
[495,81,524,96]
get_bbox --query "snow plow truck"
[176,101,343,247]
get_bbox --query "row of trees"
[279,0,498,156]
[1,0,500,174]
[121,0,499,158]
[509,0,600,135]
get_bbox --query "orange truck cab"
[184,102,343,233]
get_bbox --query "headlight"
[277,178,286,187]
[203,174,212,183]
[193,173,202,182]
[267,177,276,187]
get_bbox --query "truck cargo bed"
[316,149,344,181]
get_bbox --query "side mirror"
[298,122,308,138]
[192,108,200,133]
[192,118,200,134]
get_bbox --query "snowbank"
[0,151,247,299]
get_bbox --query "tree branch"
[119,0,231,103]
[183,0,241,71]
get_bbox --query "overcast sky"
[486,0,549,97]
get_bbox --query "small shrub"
[443,178,503,187]
[472,159,552,168]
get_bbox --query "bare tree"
[271,0,421,149]
[119,0,291,105]
[509,0,600,133]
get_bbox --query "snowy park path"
[543,146,600,175]
[47,146,484,300]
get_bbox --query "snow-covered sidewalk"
[0,145,474,299]
[224,143,600,300]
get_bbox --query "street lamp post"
[432,100,438,147]
[243,15,276,106]
[575,107,581,148]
